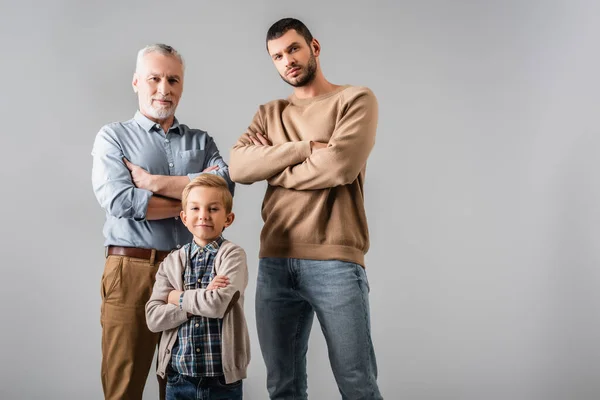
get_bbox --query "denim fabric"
[165,369,243,400]
[256,258,383,400]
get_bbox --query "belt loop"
[150,249,156,265]
[104,246,109,259]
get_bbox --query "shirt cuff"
[132,188,153,221]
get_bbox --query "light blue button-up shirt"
[91,112,234,251]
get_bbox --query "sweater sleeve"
[267,88,378,190]
[180,246,248,319]
[229,107,312,184]
[145,259,189,333]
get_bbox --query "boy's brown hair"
[181,174,233,213]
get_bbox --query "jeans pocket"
[355,263,370,293]
[166,370,184,385]
[216,376,242,388]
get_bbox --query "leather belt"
[106,246,171,264]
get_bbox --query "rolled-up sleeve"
[187,134,235,196]
[91,127,153,220]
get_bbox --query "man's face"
[132,52,184,121]
[181,186,234,247]
[268,29,317,88]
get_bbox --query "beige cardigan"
[145,241,250,383]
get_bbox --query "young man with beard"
[229,18,383,399]
[92,44,234,400]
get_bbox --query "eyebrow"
[147,73,182,80]
[187,201,222,206]
[271,41,302,57]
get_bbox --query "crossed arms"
[146,247,248,332]
[229,89,378,190]
[91,129,230,221]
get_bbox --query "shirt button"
[175,216,179,220]
[165,139,169,143]
[169,162,174,167]
[196,348,201,353]
[195,323,199,328]
[197,279,202,283]
[176,244,181,249]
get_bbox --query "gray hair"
[135,43,185,73]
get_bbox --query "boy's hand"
[168,290,183,305]
[207,275,230,290]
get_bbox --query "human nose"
[157,79,170,95]
[283,54,296,68]
[198,208,210,221]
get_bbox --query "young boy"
[146,174,250,400]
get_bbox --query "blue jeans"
[256,258,383,400]
[165,370,243,400]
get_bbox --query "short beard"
[146,105,176,120]
[281,51,317,88]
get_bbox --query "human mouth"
[153,99,172,106]
[287,67,301,77]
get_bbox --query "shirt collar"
[134,111,181,135]
[190,235,224,258]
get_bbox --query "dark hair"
[266,18,314,51]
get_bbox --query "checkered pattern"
[170,236,224,377]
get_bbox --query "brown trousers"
[100,255,166,400]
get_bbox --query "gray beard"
[146,105,175,120]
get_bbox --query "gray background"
[1,0,599,399]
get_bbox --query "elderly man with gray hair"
[91,43,234,400]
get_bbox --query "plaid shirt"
[171,236,224,377]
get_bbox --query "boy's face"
[181,186,234,247]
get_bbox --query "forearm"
[181,247,247,318]
[187,141,235,195]
[180,288,236,319]
[151,175,190,200]
[145,195,182,220]
[229,139,311,183]
[268,89,378,190]
[267,145,372,190]
[145,302,188,332]
[92,133,154,220]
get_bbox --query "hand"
[249,132,272,146]
[167,290,183,306]
[203,165,220,173]
[207,275,230,290]
[310,141,327,153]
[124,158,155,191]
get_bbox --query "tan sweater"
[230,85,378,267]
[145,241,250,384]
